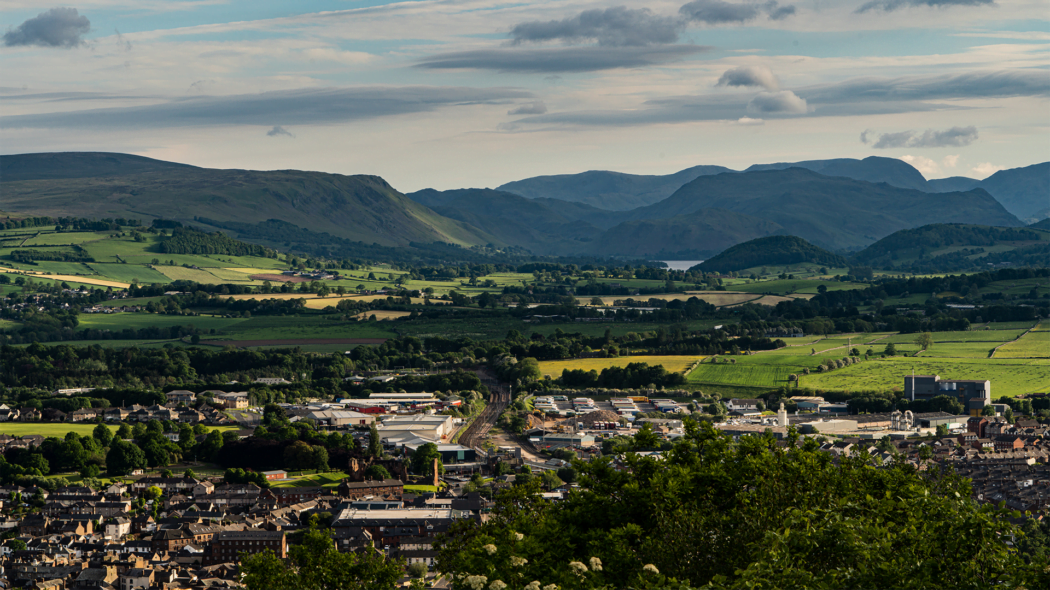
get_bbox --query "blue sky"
[1,0,1047,191]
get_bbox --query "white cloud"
[899,154,940,176]
[746,90,807,114]
[942,154,960,167]
[971,162,1005,178]
[735,117,764,125]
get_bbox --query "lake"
[658,260,703,271]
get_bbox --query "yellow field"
[538,355,704,378]
[0,268,129,288]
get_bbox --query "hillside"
[926,176,980,193]
[0,160,493,248]
[0,152,198,182]
[406,188,605,254]
[586,209,783,258]
[745,156,929,191]
[695,235,847,273]
[975,162,1050,221]
[1030,218,1050,230]
[850,223,1050,272]
[496,165,733,210]
[625,168,1022,250]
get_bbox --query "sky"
[1,0,1048,192]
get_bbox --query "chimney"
[432,458,440,488]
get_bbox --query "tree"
[633,423,660,450]
[184,469,197,479]
[936,424,949,437]
[915,332,934,351]
[411,443,443,477]
[884,343,897,356]
[541,471,564,490]
[368,423,382,458]
[311,446,329,472]
[240,527,403,590]
[364,465,391,480]
[199,430,224,462]
[6,539,27,552]
[435,420,1045,589]
[556,466,577,484]
[407,562,429,578]
[982,405,996,417]
[93,423,113,447]
[106,440,147,476]
[284,441,316,471]
[1004,407,1014,423]
[116,423,132,440]
[144,486,163,501]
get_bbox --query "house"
[205,530,286,565]
[166,390,197,404]
[68,408,101,422]
[253,377,290,386]
[120,568,154,590]
[105,517,131,540]
[726,399,763,413]
[261,471,287,481]
[995,435,1026,453]
[216,392,249,409]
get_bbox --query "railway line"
[459,371,512,450]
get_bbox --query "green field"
[87,263,170,284]
[728,278,869,295]
[801,356,1050,396]
[269,471,346,488]
[538,355,703,378]
[995,327,1049,359]
[77,313,246,332]
[211,315,396,341]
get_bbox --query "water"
[657,260,703,271]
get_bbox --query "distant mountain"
[497,165,734,210]
[406,188,605,254]
[1030,218,1050,230]
[587,209,784,258]
[0,152,197,182]
[625,168,1022,251]
[974,163,1049,221]
[695,235,847,273]
[851,223,1050,272]
[927,176,980,193]
[0,155,492,247]
[745,156,929,191]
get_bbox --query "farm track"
[459,369,511,450]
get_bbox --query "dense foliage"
[159,227,275,257]
[436,420,1048,589]
[697,235,848,273]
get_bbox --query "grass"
[21,231,108,246]
[688,362,797,388]
[404,484,439,493]
[87,263,170,284]
[214,315,397,341]
[76,313,246,333]
[269,471,346,488]
[538,355,703,378]
[800,356,1050,397]
[917,342,1001,359]
[995,326,1050,359]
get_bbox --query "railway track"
[459,370,512,450]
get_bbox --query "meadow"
[76,313,246,332]
[269,471,346,488]
[537,355,703,378]
[995,326,1049,359]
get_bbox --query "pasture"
[995,326,1049,359]
[538,355,703,378]
[76,313,246,333]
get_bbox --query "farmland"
[538,355,703,378]
[995,324,1049,358]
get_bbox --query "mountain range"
[1,152,1046,261]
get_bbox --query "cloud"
[679,0,796,25]
[971,162,1005,178]
[416,45,709,73]
[899,155,940,176]
[736,117,764,125]
[865,126,978,148]
[716,65,779,91]
[3,7,90,48]
[856,0,994,14]
[0,86,534,129]
[113,28,131,52]
[266,125,294,138]
[510,6,681,47]
[799,70,1050,104]
[943,155,960,167]
[747,90,807,114]
[507,101,547,115]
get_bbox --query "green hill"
[0,156,492,248]
[850,223,1050,272]
[627,168,1022,251]
[695,235,846,273]
[1030,218,1050,230]
[496,165,733,210]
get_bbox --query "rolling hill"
[0,155,494,248]
[623,168,1022,251]
[695,235,847,273]
[586,209,784,258]
[850,223,1050,272]
[1,152,197,181]
[496,165,733,210]
[745,156,930,191]
[974,163,1049,222]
